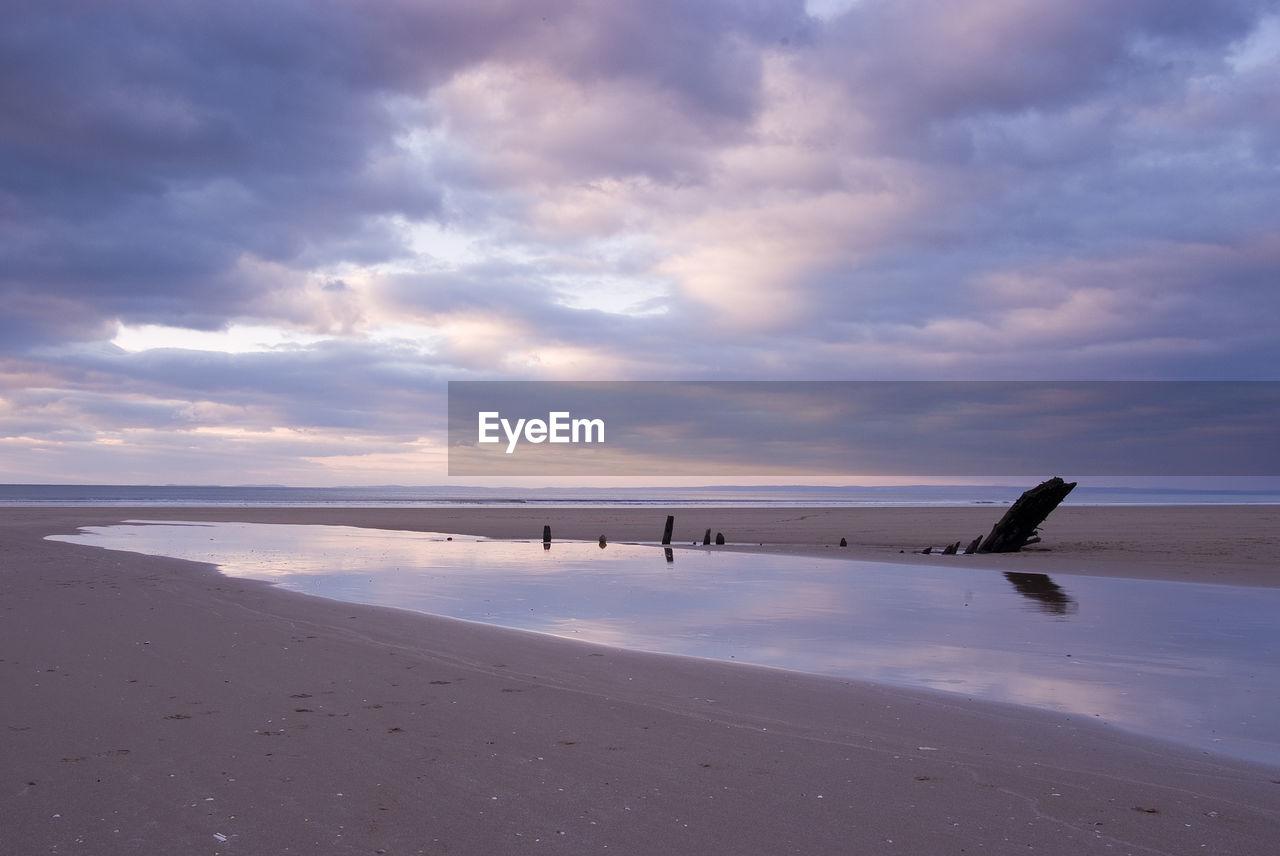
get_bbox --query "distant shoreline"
[4,481,1280,509]
[17,502,1280,587]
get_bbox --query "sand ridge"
[29,503,1279,585]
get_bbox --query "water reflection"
[48,520,1280,767]
[1003,572,1078,615]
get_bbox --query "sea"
[4,482,1279,507]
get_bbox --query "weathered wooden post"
[661,515,674,546]
[703,528,712,546]
[977,477,1076,553]
[714,532,725,545]
[543,525,551,551]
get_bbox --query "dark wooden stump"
[714,532,725,545]
[977,477,1076,553]
[662,515,674,546]
[703,528,712,546]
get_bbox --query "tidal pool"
[50,520,1280,767]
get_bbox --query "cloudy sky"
[3,0,1278,485]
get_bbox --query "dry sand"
[3,505,1279,854]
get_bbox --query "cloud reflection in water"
[50,520,1280,766]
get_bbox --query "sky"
[2,0,1278,486]
[446,381,1280,479]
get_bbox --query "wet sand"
[3,505,1279,854]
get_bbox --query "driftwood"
[977,477,1076,553]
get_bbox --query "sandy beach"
[4,505,1279,854]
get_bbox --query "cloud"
[2,0,1278,482]
[815,0,1265,138]
[446,381,1280,477]
[0,0,811,337]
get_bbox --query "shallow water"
[50,520,1280,767]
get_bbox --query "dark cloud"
[2,1,436,339]
[538,0,813,118]
[1,0,813,352]
[817,0,1265,138]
